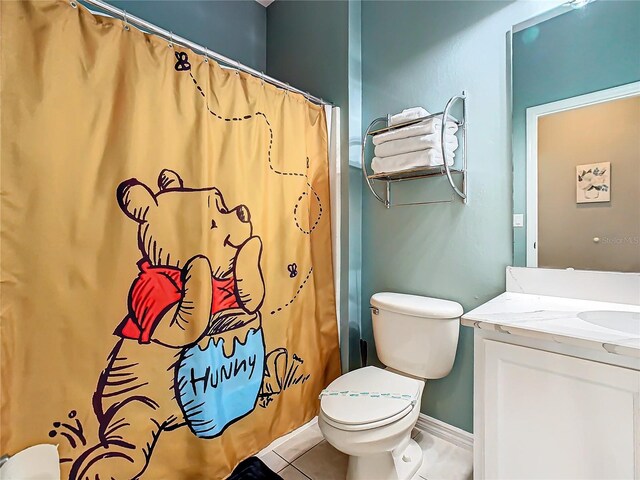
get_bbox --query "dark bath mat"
[228,456,283,480]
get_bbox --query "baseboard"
[416,414,473,451]
[257,416,318,457]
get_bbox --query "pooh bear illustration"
[70,169,266,480]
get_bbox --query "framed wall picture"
[576,162,610,203]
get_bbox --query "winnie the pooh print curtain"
[0,1,341,478]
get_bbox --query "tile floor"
[258,420,473,480]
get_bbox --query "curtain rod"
[79,0,333,107]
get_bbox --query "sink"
[577,310,640,336]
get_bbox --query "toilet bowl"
[318,293,462,480]
[318,366,424,480]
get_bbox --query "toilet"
[318,292,462,480]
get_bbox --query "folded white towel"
[373,118,458,145]
[374,133,458,158]
[372,149,454,174]
[388,107,430,126]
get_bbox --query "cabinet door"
[481,339,640,479]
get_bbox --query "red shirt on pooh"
[116,259,239,343]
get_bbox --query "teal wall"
[360,1,559,433]
[267,1,362,371]
[512,1,640,266]
[348,1,364,371]
[101,0,266,71]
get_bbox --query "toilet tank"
[370,292,462,379]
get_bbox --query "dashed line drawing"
[293,184,323,235]
[269,267,313,315]
[179,54,323,235]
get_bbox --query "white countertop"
[462,292,640,359]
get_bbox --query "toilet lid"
[320,367,421,426]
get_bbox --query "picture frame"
[576,162,610,203]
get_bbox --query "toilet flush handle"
[370,306,379,315]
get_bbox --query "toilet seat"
[320,404,415,432]
[320,366,421,431]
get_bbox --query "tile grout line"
[291,438,326,465]
[290,463,313,480]
[272,450,292,472]
[289,440,332,480]
[283,437,325,464]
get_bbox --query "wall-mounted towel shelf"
[361,91,467,207]
[367,165,465,182]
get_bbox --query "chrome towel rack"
[361,91,468,207]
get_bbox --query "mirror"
[511,0,640,272]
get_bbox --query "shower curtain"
[0,1,341,478]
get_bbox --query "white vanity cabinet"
[473,333,639,479]
[463,269,640,480]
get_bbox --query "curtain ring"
[123,10,130,31]
[260,71,265,87]
[203,47,209,63]
[168,31,174,48]
[235,60,241,76]
[69,0,77,7]
[285,83,290,96]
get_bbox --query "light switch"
[513,214,524,228]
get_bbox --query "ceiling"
[255,0,275,7]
